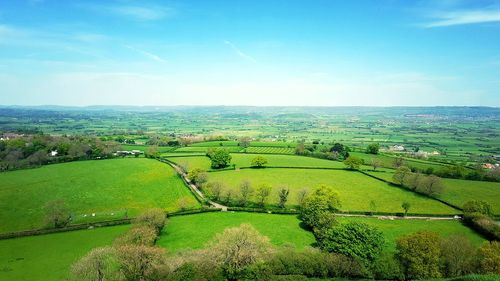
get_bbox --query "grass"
[167,154,345,171]
[365,170,500,215]
[0,158,200,233]
[0,225,129,281]
[350,152,450,171]
[244,147,295,154]
[336,216,485,252]
[120,144,175,153]
[175,146,243,153]
[157,212,315,252]
[206,168,458,214]
[156,212,485,254]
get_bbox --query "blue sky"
[0,0,499,106]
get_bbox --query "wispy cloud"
[109,5,174,21]
[124,45,167,63]
[224,40,257,63]
[422,8,500,27]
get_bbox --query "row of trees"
[392,166,445,196]
[0,134,120,171]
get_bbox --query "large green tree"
[301,185,341,229]
[316,221,384,264]
[207,148,232,169]
[396,231,442,280]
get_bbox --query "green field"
[244,147,295,154]
[365,170,500,215]
[336,216,486,252]
[0,158,199,233]
[167,154,345,171]
[206,168,458,214]
[157,212,315,252]
[350,152,451,172]
[157,212,485,254]
[175,146,243,153]
[0,225,129,281]
[120,144,176,153]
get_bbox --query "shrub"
[300,185,341,229]
[251,156,268,168]
[440,235,476,277]
[134,208,166,235]
[463,200,493,217]
[477,241,500,274]
[70,247,120,281]
[315,221,384,263]
[114,225,158,246]
[396,231,442,280]
[343,156,363,170]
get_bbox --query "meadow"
[365,170,500,215]
[167,153,345,171]
[157,212,316,252]
[157,212,484,253]
[0,225,129,281]
[0,158,199,233]
[206,168,458,214]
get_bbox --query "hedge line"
[463,214,500,241]
[167,207,222,217]
[0,218,132,240]
[358,170,464,211]
[226,207,300,215]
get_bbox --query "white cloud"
[109,5,173,21]
[422,9,500,27]
[124,45,167,63]
[224,40,257,63]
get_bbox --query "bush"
[477,241,500,274]
[440,235,477,277]
[396,231,442,280]
[463,200,493,217]
[300,185,341,229]
[315,221,384,263]
[114,225,157,246]
[134,208,166,235]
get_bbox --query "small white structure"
[50,150,58,157]
[390,145,405,151]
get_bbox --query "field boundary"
[358,169,464,211]
[0,218,132,240]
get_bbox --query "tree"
[256,184,272,207]
[207,148,232,169]
[114,225,158,246]
[343,156,363,170]
[238,136,251,148]
[396,231,442,280]
[187,168,208,187]
[44,199,71,228]
[401,201,411,216]
[316,222,384,263]
[463,200,493,217]
[370,158,382,171]
[133,208,166,235]
[440,235,476,277]
[250,156,268,168]
[295,141,305,155]
[301,185,341,229]
[224,189,234,205]
[239,180,254,206]
[71,247,119,281]
[366,143,380,154]
[393,156,405,168]
[330,142,350,159]
[296,188,308,208]
[207,181,224,201]
[144,146,159,158]
[207,224,274,279]
[393,166,411,185]
[418,175,444,196]
[477,241,500,274]
[116,245,168,281]
[278,187,290,208]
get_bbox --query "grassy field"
[336,216,485,252]
[244,147,295,154]
[167,154,345,171]
[157,212,485,254]
[365,170,500,215]
[0,225,129,281]
[175,146,243,153]
[0,158,199,233]
[350,152,451,171]
[120,144,175,153]
[157,212,315,252]
[206,169,458,214]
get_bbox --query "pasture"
[244,146,295,154]
[0,225,129,281]
[0,158,199,233]
[206,168,458,214]
[365,170,500,214]
[167,153,345,171]
[157,212,315,252]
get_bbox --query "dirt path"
[165,160,228,211]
